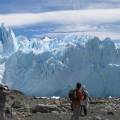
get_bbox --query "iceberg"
[0,24,120,97]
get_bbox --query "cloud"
[0,0,120,13]
[0,9,120,39]
[0,9,120,27]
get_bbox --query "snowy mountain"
[0,24,120,97]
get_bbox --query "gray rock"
[107,111,114,115]
[93,115,103,120]
[11,101,23,109]
[31,104,60,113]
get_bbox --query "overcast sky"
[0,0,120,13]
[0,0,120,40]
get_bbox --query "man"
[0,84,10,120]
[70,83,82,120]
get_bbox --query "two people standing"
[69,83,89,120]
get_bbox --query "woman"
[80,85,90,116]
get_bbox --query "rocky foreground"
[4,90,120,120]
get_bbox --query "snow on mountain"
[0,24,120,97]
[114,40,120,49]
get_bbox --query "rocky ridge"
[3,90,120,120]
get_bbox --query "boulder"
[11,101,23,109]
[31,104,60,113]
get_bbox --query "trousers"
[70,106,80,120]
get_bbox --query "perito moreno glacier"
[0,24,120,97]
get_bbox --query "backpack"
[68,89,77,100]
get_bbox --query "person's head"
[76,82,81,89]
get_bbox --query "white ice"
[0,24,120,97]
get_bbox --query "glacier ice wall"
[0,23,17,55]
[0,24,120,97]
